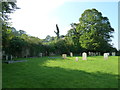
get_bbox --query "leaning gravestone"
[82,52,87,60]
[112,52,115,56]
[75,57,79,62]
[70,52,73,57]
[104,53,108,60]
[62,54,67,59]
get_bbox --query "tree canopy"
[72,9,114,52]
[1,5,118,59]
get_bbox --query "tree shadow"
[2,56,118,88]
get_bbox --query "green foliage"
[72,8,114,52]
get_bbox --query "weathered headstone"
[39,53,42,57]
[6,55,8,61]
[70,52,73,57]
[62,54,67,59]
[91,52,93,56]
[10,55,13,60]
[88,52,91,56]
[2,51,5,55]
[75,57,79,62]
[106,53,110,56]
[98,52,101,56]
[96,52,98,56]
[82,52,87,60]
[104,53,108,60]
[80,53,81,56]
[112,52,115,56]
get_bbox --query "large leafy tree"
[1,2,19,53]
[77,8,114,51]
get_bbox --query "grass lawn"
[2,56,118,88]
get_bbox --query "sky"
[9,0,119,50]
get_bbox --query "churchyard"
[2,54,118,88]
[2,2,119,89]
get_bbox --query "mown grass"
[2,56,118,88]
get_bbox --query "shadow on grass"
[2,56,118,88]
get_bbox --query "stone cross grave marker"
[75,57,79,62]
[104,53,108,60]
[62,54,67,59]
[82,52,87,60]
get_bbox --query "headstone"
[2,51,5,55]
[107,53,109,56]
[6,55,8,61]
[10,55,13,60]
[98,52,100,56]
[82,52,87,60]
[70,52,73,57]
[112,52,115,56]
[75,57,79,62]
[80,53,81,56]
[104,53,108,60]
[96,52,98,56]
[39,53,42,57]
[62,54,67,59]
[91,52,93,56]
[88,52,91,56]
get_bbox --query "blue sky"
[10,0,118,50]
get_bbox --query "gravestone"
[96,52,98,56]
[98,52,101,56]
[91,52,93,56]
[107,53,109,56]
[93,53,96,56]
[88,52,91,56]
[75,57,79,62]
[82,52,87,60]
[2,51,5,55]
[79,53,81,56]
[104,53,108,60]
[6,55,8,61]
[70,52,73,57]
[62,54,67,59]
[112,52,115,56]
[39,53,42,57]
[10,55,13,60]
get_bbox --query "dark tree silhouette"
[54,24,60,39]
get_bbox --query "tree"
[54,24,60,39]
[1,2,19,55]
[76,8,114,52]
